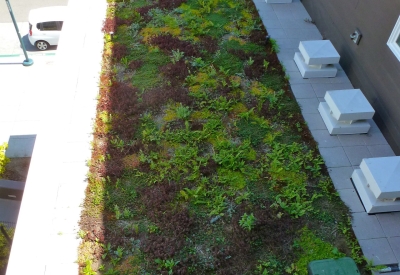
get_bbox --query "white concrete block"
[265,0,292,2]
[299,40,340,65]
[325,89,375,121]
[360,157,400,200]
[294,52,338,78]
[352,169,400,214]
[318,102,371,134]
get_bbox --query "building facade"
[302,0,400,154]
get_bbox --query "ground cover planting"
[79,0,369,274]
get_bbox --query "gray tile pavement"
[319,147,352,167]
[311,129,342,148]
[338,188,365,213]
[328,167,354,190]
[258,0,399,267]
[359,238,397,265]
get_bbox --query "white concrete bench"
[318,89,375,134]
[294,40,340,78]
[352,157,400,214]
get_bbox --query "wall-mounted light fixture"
[350,29,362,45]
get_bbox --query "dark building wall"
[302,0,400,154]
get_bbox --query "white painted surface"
[294,52,338,78]
[325,89,375,121]
[5,0,107,274]
[318,102,371,134]
[352,168,400,214]
[299,40,340,65]
[360,157,400,200]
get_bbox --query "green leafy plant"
[155,258,180,275]
[82,260,96,275]
[171,49,185,64]
[239,213,256,231]
[176,104,192,120]
[269,38,280,53]
[0,142,9,177]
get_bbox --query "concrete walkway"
[253,0,400,272]
[2,0,106,274]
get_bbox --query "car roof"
[28,6,67,23]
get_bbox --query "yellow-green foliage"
[191,109,213,120]
[0,142,9,177]
[293,227,345,274]
[231,103,248,115]
[163,108,178,122]
[0,224,14,269]
[250,81,273,97]
[218,168,246,189]
[140,26,181,43]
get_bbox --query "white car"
[28,6,67,51]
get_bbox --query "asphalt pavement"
[0,0,68,23]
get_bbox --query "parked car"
[28,6,67,51]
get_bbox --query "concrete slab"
[362,130,390,146]
[311,129,342,148]
[376,212,400,237]
[281,59,299,72]
[266,0,292,4]
[302,113,327,130]
[338,134,367,146]
[328,167,355,190]
[388,237,400,263]
[338,188,365,213]
[351,212,385,239]
[277,38,300,49]
[367,145,396,158]
[278,48,298,60]
[275,10,296,20]
[329,70,352,84]
[286,28,321,40]
[298,98,320,113]
[343,146,372,166]
[267,28,288,39]
[359,238,398,265]
[291,83,316,98]
[319,147,351,167]
[311,82,354,98]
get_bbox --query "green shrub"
[0,142,9,177]
[0,224,14,269]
